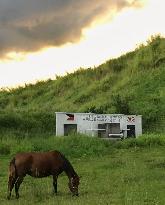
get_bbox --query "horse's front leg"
[53,175,58,194]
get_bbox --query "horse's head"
[68,175,80,196]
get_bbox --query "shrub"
[0,144,10,155]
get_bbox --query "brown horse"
[7,150,80,199]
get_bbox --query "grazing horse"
[7,151,80,199]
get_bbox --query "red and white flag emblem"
[66,114,74,121]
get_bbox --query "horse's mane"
[61,153,78,178]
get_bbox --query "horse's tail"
[9,157,17,178]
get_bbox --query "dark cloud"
[0,0,141,58]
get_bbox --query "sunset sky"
[0,0,164,88]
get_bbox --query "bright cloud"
[0,0,164,88]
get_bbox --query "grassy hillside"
[0,35,164,135]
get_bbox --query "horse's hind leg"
[15,176,24,199]
[7,176,17,200]
[53,175,58,194]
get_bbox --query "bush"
[0,144,10,155]
[0,133,165,157]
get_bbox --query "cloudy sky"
[0,0,164,88]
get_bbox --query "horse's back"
[14,151,65,177]
[15,150,62,162]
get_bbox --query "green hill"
[0,35,164,135]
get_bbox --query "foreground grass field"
[0,135,165,205]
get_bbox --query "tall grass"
[0,133,165,157]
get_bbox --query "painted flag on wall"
[66,114,74,121]
[127,116,135,123]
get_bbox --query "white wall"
[56,112,142,137]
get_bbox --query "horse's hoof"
[7,195,11,200]
[52,191,57,195]
[16,195,19,199]
[72,194,79,197]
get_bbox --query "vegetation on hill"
[0,35,164,135]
